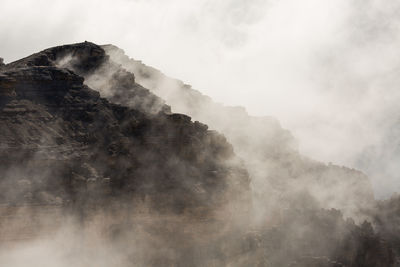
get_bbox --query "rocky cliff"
[0,43,251,216]
[103,44,375,219]
[0,42,396,266]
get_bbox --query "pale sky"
[1,0,400,197]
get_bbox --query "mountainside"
[0,42,398,266]
[103,44,375,219]
[0,43,253,223]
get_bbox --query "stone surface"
[103,44,376,219]
[0,48,250,216]
[0,42,397,266]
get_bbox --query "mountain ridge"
[102,43,375,218]
[0,41,396,266]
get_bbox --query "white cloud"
[1,0,400,197]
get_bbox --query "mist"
[2,0,399,198]
[0,0,398,197]
[2,1,400,266]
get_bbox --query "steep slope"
[103,44,375,218]
[0,42,396,266]
[0,43,251,216]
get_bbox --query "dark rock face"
[0,42,397,266]
[5,42,106,74]
[102,44,375,218]
[370,194,400,265]
[271,209,395,267]
[0,47,250,216]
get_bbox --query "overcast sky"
[1,0,400,198]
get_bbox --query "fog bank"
[1,0,400,197]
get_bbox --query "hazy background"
[1,0,400,198]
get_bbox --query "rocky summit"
[0,42,399,266]
[0,42,250,214]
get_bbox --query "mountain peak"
[0,42,395,266]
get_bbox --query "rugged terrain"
[0,42,399,266]
[103,44,375,219]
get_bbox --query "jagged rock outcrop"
[367,194,400,265]
[4,42,170,115]
[0,46,251,216]
[102,44,375,218]
[0,42,395,267]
